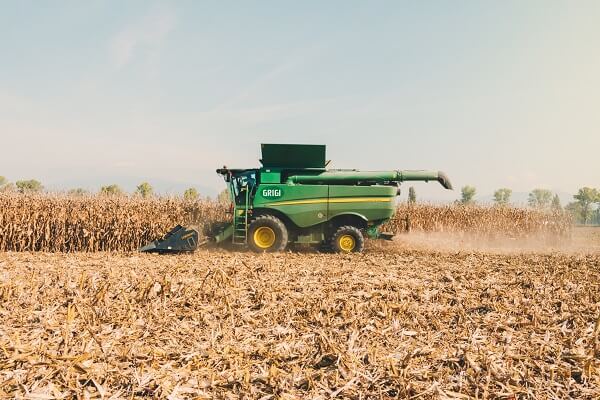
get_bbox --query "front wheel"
[330,225,365,253]
[248,215,288,252]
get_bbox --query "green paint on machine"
[140,143,453,254]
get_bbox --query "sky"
[0,1,598,203]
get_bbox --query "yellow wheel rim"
[254,226,276,249]
[339,234,356,252]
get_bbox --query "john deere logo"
[261,187,283,199]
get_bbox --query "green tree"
[493,188,512,205]
[183,187,199,201]
[135,182,153,198]
[596,194,600,225]
[16,179,43,193]
[573,187,599,224]
[551,194,562,211]
[0,176,12,192]
[528,189,552,208]
[100,184,123,196]
[460,185,476,204]
[408,186,416,204]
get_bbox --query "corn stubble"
[0,249,598,398]
[0,194,571,252]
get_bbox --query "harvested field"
[0,193,572,252]
[1,246,599,399]
[576,227,600,250]
[391,226,599,255]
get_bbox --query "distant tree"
[100,184,123,196]
[573,187,599,224]
[0,176,12,192]
[460,186,476,204]
[68,188,88,196]
[0,183,14,192]
[135,182,153,198]
[16,179,43,193]
[551,194,562,211]
[217,189,230,204]
[565,202,583,224]
[596,194,600,225]
[183,187,199,201]
[408,186,416,204]
[493,188,512,205]
[528,189,552,209]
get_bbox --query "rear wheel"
[330,225,364,253]
[248,215,288,252]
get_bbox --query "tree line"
[0,176,230,202]
[406,184,600,225]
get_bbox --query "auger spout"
[286,170,453,189]
[398,170,453,190]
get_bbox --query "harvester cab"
[140,144,452,254]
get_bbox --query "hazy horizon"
[1,2,598,202]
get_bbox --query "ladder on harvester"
[232,187,250,245]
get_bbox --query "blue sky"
[1,1,598,202]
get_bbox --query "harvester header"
[142,143,452,254]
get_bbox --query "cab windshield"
[230,171,256,205]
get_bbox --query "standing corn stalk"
[0,193,571,252]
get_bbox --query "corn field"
[0,194,597,398]
[0,193,571,252]
[0,193,226,252]
[386,203,572,238]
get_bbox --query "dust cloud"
[381,227,600,255]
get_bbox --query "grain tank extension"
[140,144,452,253]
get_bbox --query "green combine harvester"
[140,144,452,253]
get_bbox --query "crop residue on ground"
[1,247,599,398]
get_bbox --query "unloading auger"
[140,144,452,253]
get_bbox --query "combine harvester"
[140,144,452,253]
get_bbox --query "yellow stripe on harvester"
[265,197,393,206]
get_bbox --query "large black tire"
[330,225,364,253]
[248,215,288,253]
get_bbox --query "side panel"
[260,171,281,183]
[253,184,329,228]
[328,185,396,223]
